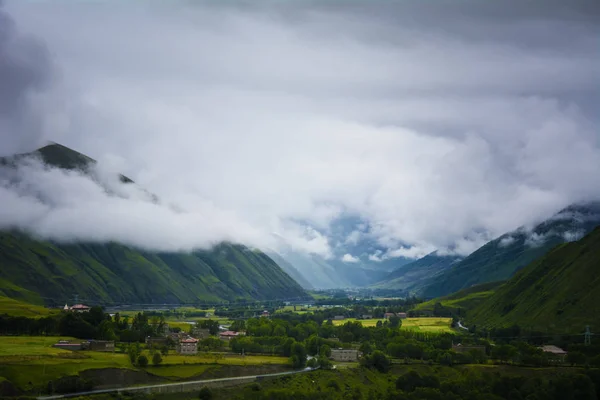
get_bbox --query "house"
[397,312,407,319]
[452,343,486,354]
[177,337,199,355]
[333,316,345,320]
[539,345,568,362]
[362,315,373,320]
[219,331,242,341]
[330,349,359,362]
[63,304,91,313]
[384,313,395,319]
[87,340,115,352]
[53,340,84,351]
[71,304,91,313]
[261,310,270,318]
[191,327,211,339]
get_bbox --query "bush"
[198,386,212,400]
[361,350,390,373]
[326,379,341,391]
[137,355,149,367]
[152,352,163,366]
[307,358,318,368]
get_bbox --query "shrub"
[137,355,149,368]
[152,352,163,366]
[198,386,212,400]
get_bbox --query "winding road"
[37,367,316,400]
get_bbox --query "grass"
[400,317,454,333]
[330,317,453,333]
[0,337,131,390]
[0,336,289,391]
[0,295,55,318]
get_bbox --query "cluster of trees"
[0,307,168,342]
[313,295,422,308]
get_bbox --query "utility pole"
[585,326,592,346]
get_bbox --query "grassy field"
[0,295,57,318]
[330,317,453,333]
[0,336,289,391]
[401,317,454,333]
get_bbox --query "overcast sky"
[1,0,599,260]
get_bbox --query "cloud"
[0,1,56,156]
[368,250,383,262]
[498,236,516,248]
[0,0,599,258]
[525,233,548,248]
[341,253,359,263]
[563,230,584,242]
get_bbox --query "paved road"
[37,367,316,400]
[457,321,469,331]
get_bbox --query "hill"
[467,227,600,332]
[369,252,463,294]
[413,281,502,314]
[0,144,307,304]
[422,202,600,298]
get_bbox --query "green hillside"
[467,227,600,332]
[422,202,600,298]
[0,144,307,304]
[414,281,502,314]
[370,252,462,294]
[0,233,307,305]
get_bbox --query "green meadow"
[330,317,453,333]
[0,336,289,391]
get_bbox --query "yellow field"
[330,317,453,333]
[401,317,453,333]
[331,318,383,327]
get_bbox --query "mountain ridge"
[466,226,600,332]
[0,143,308,304]
[421,201,600,298]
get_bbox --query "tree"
[491,344,517,364]
[359,342,373,355]
[127,343,141,365]
[361,350,390,373]
[152,352,163,366]
[198,386,212,400]
[320,344,332,358]
[389,316,402,329]
[318,356,333,370]
[137,355,149,367]
[290,342,307,368]
[307,358,318,368]
[567,351,586,366]
[230,320,246,332]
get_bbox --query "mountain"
[272,250,350,289]
[273,216,411,289]
[266,251,314,290]
[422,202,600,298]
[369,252,463,294]
[467,227,600,332]
[0,144,307,304]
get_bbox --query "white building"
[177,337,199,355]
[330,349,359,362]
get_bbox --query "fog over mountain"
[1,0,599,263]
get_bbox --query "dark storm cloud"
[0,0,53,156]
[0,0,598,257]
